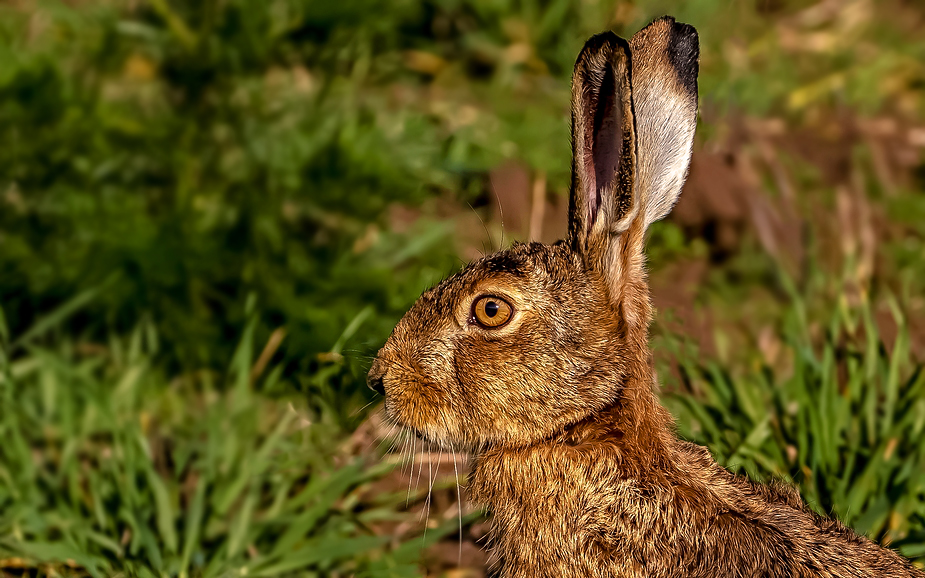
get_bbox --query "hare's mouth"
[404,424,428,441]
[400,424,453,450]
[382,401,429,441]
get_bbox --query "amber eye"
[472,296,513,328]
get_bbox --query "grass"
[659,270,925,561]
[0,296,473,577]
[2,0,925,575]
[1,300,377,576]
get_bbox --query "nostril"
[367,374,385,396]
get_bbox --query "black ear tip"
[669,21,699,57]
[666,19,699,98]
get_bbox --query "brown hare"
[367,16,924,578]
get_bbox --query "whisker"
[339,348,376,357]
[497,193,506,250]
[351,398,379,418]
[421,457,433,525]
[451,430,463,566]
[467,201,491,256]
[370,419,399,454]
[406,430,416,507]
[421,448,438,548]
[404,429,415,468]
[396,429,407,469]
[414,438,425,499]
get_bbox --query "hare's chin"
[389,412,460,447]
[402,424,457,449]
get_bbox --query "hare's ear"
[629,17,699,228]
[567,32,637,254]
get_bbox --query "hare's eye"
[472,296,513,328]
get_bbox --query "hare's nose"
[367,359,386,396]
[368,374,385,396]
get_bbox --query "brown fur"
[368,16,923,578]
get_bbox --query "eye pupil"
[472,295,512,328]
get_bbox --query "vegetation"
[663,280,925,557]
[1,0,924,575]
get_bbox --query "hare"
[367,16,924,578]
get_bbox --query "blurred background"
[1,0,925,575]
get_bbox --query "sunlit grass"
[1,0,925,576]
[0,299,435,577]
[659,268,925,564]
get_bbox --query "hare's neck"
[600,242,675,465]
[470,366,677,503]
[578,285,677,469]
[468,386,687,577]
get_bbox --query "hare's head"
[368,17,699,450]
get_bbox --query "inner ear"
[586,63,622,233]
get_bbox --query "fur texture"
[367,16,924,578]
